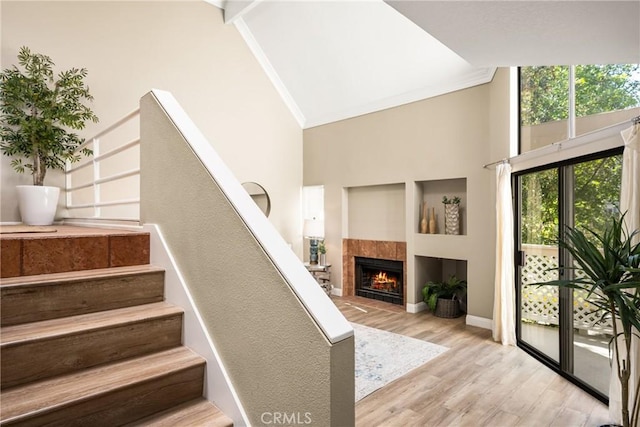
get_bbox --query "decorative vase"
[420,202,428,233]
[444,203,460,235]
[428,207,436,234]
[16,185,60,225]
[319,253,326,266]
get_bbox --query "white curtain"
[610,122,639,425]
[492,162,516,346]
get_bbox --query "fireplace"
[355,256,403,305]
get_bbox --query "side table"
[304,263,332,296]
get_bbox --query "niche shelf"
[415,178,467,236]
[415,255,468,312]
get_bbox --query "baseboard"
[466,315,492,330]
[406,301,427,313]
[0,221,22,226]
[331,287,343,297]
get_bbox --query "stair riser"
[2,364,205,427]
[1,314,183,389]
[1,234,150,278]
[1,272,165,326]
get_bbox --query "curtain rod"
[482,115,640,169]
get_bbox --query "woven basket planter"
[434,297,461,318]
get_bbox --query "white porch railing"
[64,109,141,222]
[521,243,613,334]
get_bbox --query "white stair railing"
[64,109,141,222]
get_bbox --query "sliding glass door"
[518,168,560,362]
[516,150,623,400]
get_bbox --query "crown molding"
[304,67,496,129]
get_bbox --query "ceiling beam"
[223,0,263,24]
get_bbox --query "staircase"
[0,226,233,426]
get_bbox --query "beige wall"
[0,1,303,254]
[347,183,405,241]
[304,69,511,319]
[141,92,354,425]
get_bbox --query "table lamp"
[303,218,324,265]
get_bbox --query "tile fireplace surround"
[342,239,407,305]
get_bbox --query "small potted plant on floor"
[539,214,639,427]
[0,46,98,225]
[422,274,467,318]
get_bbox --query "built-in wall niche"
[414,256,468,310]
[416,178,467,235]
[347,183,406,242]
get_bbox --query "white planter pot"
[17,185,60,225]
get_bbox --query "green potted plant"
[318,240,327,265]
[0,46,98,225]
[422,274,467,318]
[540,215,639,427]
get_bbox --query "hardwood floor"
[335,296,609,427]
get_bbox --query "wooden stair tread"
[0,346,204,423]
[0,264,164,287]
[127,398,233,427]
[1,301,181,346]
[0,225,148,239]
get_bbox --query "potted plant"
[0,46,98,225]
[422,274,467,318]
[318,240,327,265]
[442,196,461,235]
[540,215,639,427]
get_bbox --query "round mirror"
[241,182,271,217]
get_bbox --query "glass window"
[520,64,640,153]
[302,185,324,221]
[575,64,640,136]
[520,66,570,152]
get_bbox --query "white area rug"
[353,322,448,401]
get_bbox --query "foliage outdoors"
[539,215,640,427]
[0,46,98,186]
[521,156,622,245]
[318,240,326,254]
[519,65,637,245]
[422,275,467,312]
[442,196,461,205]
[521,65,640,127]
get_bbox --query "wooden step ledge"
[1,302,184,389]
[0,265,164,287]
[126,398,234,427]
[0,347,205,425]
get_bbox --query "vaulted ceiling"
[218,0,640,129]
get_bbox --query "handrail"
[64,109,141,222]
[92,138,140,162]
[67,168,140,192]
[75,109,141,152]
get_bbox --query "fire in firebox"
[371,271,398,292]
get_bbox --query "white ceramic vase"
[17,185,60,225]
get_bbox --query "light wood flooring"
[335,296,609,427]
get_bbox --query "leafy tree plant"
[521,64,640,126]
[540,215,640,427]
[0,46,98,186]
